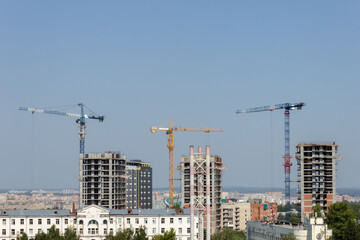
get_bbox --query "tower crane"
[236,102,305,221]
[19,103,104,156]
[150,120,223,208]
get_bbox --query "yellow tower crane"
[150,120,223,208]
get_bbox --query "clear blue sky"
[0,1,359,190]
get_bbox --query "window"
[110,228,113,234]
[20,219,24,225]
[152,218,156,224]
[29,229,33,235]
[38,219,42,225]
[79,229,83,235]
[2,229,6,235]
[110,218,113,224]
[47,219,51,225]
[20,229,24,234]
[127,218,130,224]
[170,218,173,224]
[187,228,190,233]
[178,218,182,224]
[161,218,165,224]
[38,229,41,234]
[135,218,139,224]
[56,219,59,225]
[65,219,68,224]
[187,218,190,224]
[178,228,182,234]
[29,219,33,225]
[79,220,84,225]
[144,218,148,224]
[2,220,5,225]
[11,229,15,235]
[103,220,107,225]
[11,220,15,225]
[104,229,107,235]
[152,228,156,234]
[161,228,165,234]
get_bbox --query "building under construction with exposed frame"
[295,142,341,222]
[80,152,127,209]
[177,145,224,238]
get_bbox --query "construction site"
[295,142,342,222]
[177,145,225,239]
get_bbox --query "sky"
[0,1,359,191]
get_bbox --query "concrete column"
[190,145,195,240]
[206,145,211,240]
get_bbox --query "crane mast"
[19,103,104,156]
[236,102,305,222]
[150,120,223,208]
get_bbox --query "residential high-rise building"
[295,142,341,221]
[80,152,126,209]
[125,160,153,209]
[221,202,251,231]
[178,146,224,235]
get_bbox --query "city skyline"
[1,1,359,190]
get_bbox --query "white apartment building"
[247,218,332,240]
[0,205,198,240]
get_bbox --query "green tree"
[151,228,176,240]
[278,213,285,221]
[134,226,148,240]
[47,225,63,240]
[326,202,360,240]
[64,227,79,240]
[34,231,48,240]
[281,233,298,240]
[310,203,322,218]
[348,202,360,221]
[17,233,28,240]
[211,227,246,240]
[289,213,301,223]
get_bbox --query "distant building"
[247,218,332,240]
[125,160,152,209]
[249,199,277,222]
[295,142,341,221]
[221,202,251,231]
[80,152,127,209]
[0,205,199,240]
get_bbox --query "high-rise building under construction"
[295,142,341,222]
[178,145,224,237]
[80,152,127,209]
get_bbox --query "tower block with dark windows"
[295,142,342,222]
[125,160,153,209]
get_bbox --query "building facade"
[247,218,332,240]
[221,202,251,231]
[249,200,277,222]
[126,160,152,209]
[295,143,341,221]
[80,152,127,209]
[0,205,198,240]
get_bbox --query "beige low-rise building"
[221,202,251,231]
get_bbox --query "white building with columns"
[0,205,199,240]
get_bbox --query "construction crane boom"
[19,103,104,156]
[236,102,305,222]
[150,120,223,208]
